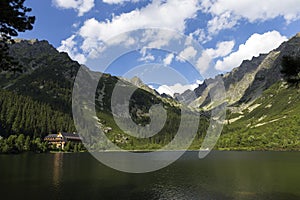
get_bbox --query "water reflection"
[1,151,300,200]
[52,153,63,191]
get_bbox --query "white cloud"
[207,12,238,35]
[57,35,87,64]
[215,31,288,71]
[196,52,212,74]
[156,85,173,96]
[72,22,81,28]
[177,46,197,62]
[57,0,200,64]
[206,40,235,58]
[138,48,155,62]
[148,84,155,90]
[190,28,212,43]
[156,80,202,96]
[139,53,155,62]
[53,0,95,16]
[196,40,234,73]
[201,0,300,34]
[163,53,174,66]
[139,29,182,52]
[78,0,200,54]
[102,0,138,4]
[80,0,199,40]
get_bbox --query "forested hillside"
[0,89,74,138]
[1,35,300,152]
[0,39,209,152]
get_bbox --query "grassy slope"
[92,80,300,151]
[218,81,300,150]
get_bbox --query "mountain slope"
[218,82,300,150]
[1,39,79,113]
[1,35,300,151]
[177,33,300,150]
[0,39,208,150]
[184,33,300,110]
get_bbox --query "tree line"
[0,134,85,154]
[0,89,75,138]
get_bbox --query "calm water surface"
[1,151,300,200]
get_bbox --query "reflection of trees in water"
[52,153,63,191]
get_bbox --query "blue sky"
[19,0,300,95]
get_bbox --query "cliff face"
[239,34,300,103]
[184,33,300,110]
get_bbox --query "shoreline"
[47,148,300,153]
[2,148,300,155]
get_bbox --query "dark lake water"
[1,151,300,200]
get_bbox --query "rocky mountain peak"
[183,32,300,110]
[130,76,144,87]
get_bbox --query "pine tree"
[24,135,30,151]
[0,0,35,71]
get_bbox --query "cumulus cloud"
[201,0,300,34]
[55,0,293,78]
[196,52,212,74]
[140,29,180,50]
[53,0,95,16]
[215,31,288,71]
[190,28,209,43]
[163,53,174,66]
[79,0,199,40]
[138,53,155,62]
[78,0,199,54]
[156,80,202,96]
[196,40,234,73]
[207,12,238,35]
[206,40,235,58]
[102,0,138,4]
[57,35,87,64]
[177,46,197,62]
